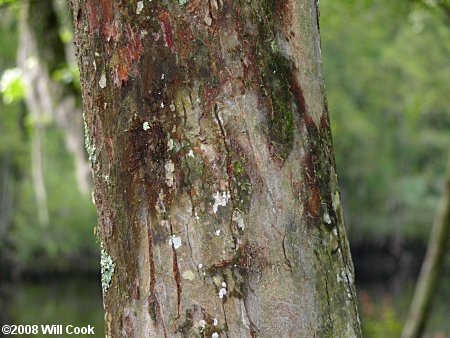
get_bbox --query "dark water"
[358,281,449,338]
[0,276,448,337]
[0,279,104,337]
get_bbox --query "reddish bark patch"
[291,75,315,127]
[126,24,143,60]
[242,50,255,81]
[303,148,322,220]
[203,85,219,105]
[320,111,329,130]
[113,24,142,87]
[250,322,257,338]
[276,0,293,27]
[130,278,140,300]
[320,98,330,132]
[105,135,115,160]
[307,186,321,218]
[85,0,98,35]
[85,0,116,39]
[159,11,175,52]
[171,244,182,319]
[148,226,157,300]
[113,52,129,86]
[99,0,116,40]
[122,311,134,336]
[175,20,194,63]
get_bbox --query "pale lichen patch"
[182,270,195,281]
[99,71,107,89]
[200,144,217,164]
[136,1,144,14]
[232,209,245,229]
[332,191,341,211]
[347,270,354,285]
[323,211,331,224]
[155,189,166,214]
[212,191,230,213]
[165,159,175,187]
[83,111,96,162]
[219,282,227,299]
[169,235,182,249]
[167,138,174,151]
[101,247,115,293]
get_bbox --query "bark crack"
[213,104,238,248]
[220,301,230,338]
[241,113,277,211]
[184,167,195,262]
[147,219,168,338]
[281,233,294,276]
[316,252,334,333]
[169,221,182,320]
[244,297,259,338]
[324,277,333,331]
[333,223,360,322]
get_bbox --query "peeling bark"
[70,0,361,336]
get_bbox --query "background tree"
[401,160,450,338]
[0,0,98,277]
[18,0,91,202]
[70,0,361,336]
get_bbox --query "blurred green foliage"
[9,125,98,273]
[0,3,97,274]
[0,68,24,104]
[321,0,450,240]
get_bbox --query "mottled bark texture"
[70,0,361,336]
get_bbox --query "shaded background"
[0,0,449,337]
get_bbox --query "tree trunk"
[401,158,450,338]
[70,0,361,336]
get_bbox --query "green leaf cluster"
[321,0,450,240]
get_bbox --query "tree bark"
[401,158,450,338]
[70,0,362,336]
